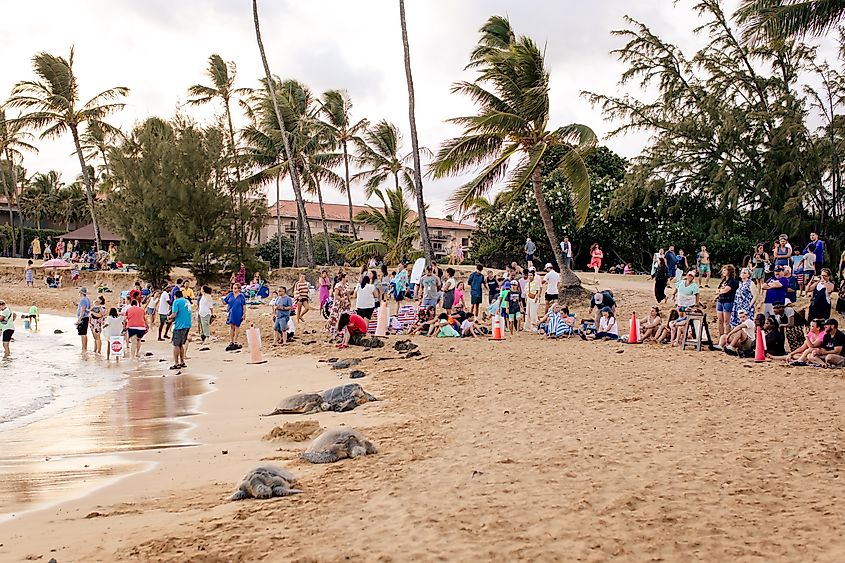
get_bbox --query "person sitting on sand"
[581,307,618,340]
[717,309,755,353]
[669,309,691,347]
[787,319,824,362]
[588,290,616,327]
[763,317,788,359]
[434,314,460,338]
[460,312,481,337]
[336,312,368,348]
[654,309,679,344]
[640,307,662,341]
[407,306,435,336]
[803,318,845,367]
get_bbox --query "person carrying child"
[274,286,294,345]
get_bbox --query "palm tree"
[318,89,368,240]
[187,54,253,257]
[344,186,419,265]
[20,170,63,229]
[354,120,424,197]
[7,48,128,251]
[56,181,89,230]
[79,120,123,184]
[398,0,434,262]
[251,0,315,267]
[431,15,596,290]
[737,0,845,43]
[0,109,37,256]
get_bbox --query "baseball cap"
[594,292,603,304]
[544,263,553,270]
[824,318,838,327]
[79,287,88,294]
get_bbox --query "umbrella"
[41,259,71,269]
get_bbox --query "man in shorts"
[76,287,91,351]
[467,264,485,317]
[0,299,15,358]
[168,289,192,369]
[696,245,711,287]
[419,267,440,309]
[541,263,560,314]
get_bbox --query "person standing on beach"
[560,236,573,271]
[294,273,310,322]
[168,289,191,369]
[124,299,148,359]
[197,286,214,343]
[76,287,91,351]
[525,238,536,269]
[157,288,172,341]
[697,245,711,287]
[274,286,294,344]
[0,299,15,358]
[223,283,246,351]
[25,260,34,287]
[541,263,560,314]
[467,264,485,318]
[30,237,41,260]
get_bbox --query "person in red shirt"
[337,312,368,348]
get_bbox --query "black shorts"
[357,307,374,319]
[545,293,559,302]
[77,317,89,335]
[395,291,405,302]
[2,329,13,342]
[471,294,482,305]
[127,328,146,339]
[172,328,189,347]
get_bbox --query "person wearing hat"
[0,299,15,358]
[588,290,617,327]
[76,287,92,351]
[525,238,536,269]
[761,267,787,317]
[805,318,845,367]
[674,271,700,312]
[540,263,560,314]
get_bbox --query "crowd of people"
[27,236,123,271]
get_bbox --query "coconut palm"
[19,170,63,229]
[398,0,435,262]
[430,15,596,289]
[354,119,425,198]
[0,109,37,256]
[737,0,845,43]
[7,48,128,251]
[251,0,315,267]
[79,120,123,184]
[187,54,253,257]
[318,89,368,240]
[55,181,89,230]
[344,186,419,265]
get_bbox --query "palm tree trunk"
[70,125,101,252]
[342,140,358,240]
[314,176,332,263]
[252,0,315,268]
[398,0,434,264]
[0,160,16,257]
[224,99,246,259]
[531,168,580,291]
[275,170,282,268]
[5,150,22,257]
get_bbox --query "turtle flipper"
[272,486,303,497]
[229,489,248,501]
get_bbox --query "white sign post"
[109,336,126,358]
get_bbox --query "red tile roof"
[268,200,474,231]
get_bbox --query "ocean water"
[0,313,128,431]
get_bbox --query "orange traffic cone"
[490,313,505,341]
[629,312,639,344]
[246,324,267,364]
[754,326,766,362]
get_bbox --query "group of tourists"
[28,236,121,271]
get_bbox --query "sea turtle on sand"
[301,428,378,464]
[320,383,377,412]
[263,393,324,416]
[229,465,303,500]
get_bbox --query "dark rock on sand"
[53,329,64,334]
[330,358,361,370]
[349,370,365,379]
[394,340,418,352]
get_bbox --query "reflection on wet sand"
[0,368,208,519]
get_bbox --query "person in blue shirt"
[76,287,91,351]
[664,246,678,279]
[167,289,192,369]
[274,286,294,344]
[223,283,247,351]
[804,232,825,268]
[467,264,485,317]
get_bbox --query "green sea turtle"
[301,428,378,464]
[263,393,324,416]
[320,383,377,412]
[229,465,303,500]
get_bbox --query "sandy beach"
[1,269,844,562]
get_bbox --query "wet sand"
[0,366,208,520]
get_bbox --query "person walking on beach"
[525,237,536,269]
[102,308,125,362]
[197,286,214,343]
[0,299,15,358]
[76,287,91,352]
[223,283,246,351]
[294,273,310,322]
[30,237,41,260]
[43,236,53,260]
[274,286,294,345]
[168,289,191,369]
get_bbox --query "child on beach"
[460,313,481,337]
[70,264,80,287]
[102,307,125,362]
[25,260,34,287]
[273,287,294,344]
[28,302,39,331]
[507,283,522,334]
[435,314,460,338]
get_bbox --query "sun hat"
[544,263,553,270]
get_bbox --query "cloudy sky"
[0,0,808,217]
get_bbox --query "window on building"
[461,238,469,247]
[338,224,350,233]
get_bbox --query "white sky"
[0,0,835,216]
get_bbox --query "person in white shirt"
[559,236,573,271]
[354,274,379,319]
[157,289,172,341]
[460,313,481,337]
[541,263,561,314]
[717,309,755,352]
[198,285,214,343]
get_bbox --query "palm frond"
[445,143,519,213]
